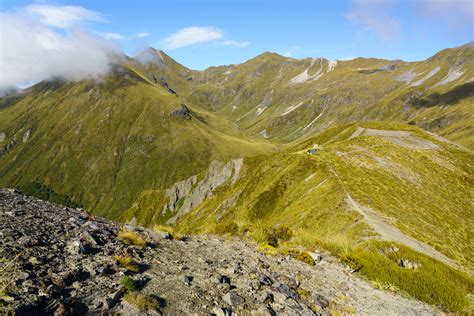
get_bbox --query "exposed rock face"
[0,189,438,315]
[164,158,243,223]
[170,104,192,120]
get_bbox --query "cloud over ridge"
[0,4,119,89]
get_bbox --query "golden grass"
[123,291,159,312]
[118,231,146,247]
[114,255,140,273]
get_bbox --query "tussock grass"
[341,240,474,312]
[121,276,137,291]
[124,291,159,312]
[118,231,146,247]
[114,255,140,273]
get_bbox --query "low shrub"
[342,240,473,312]
[282,249,316,266]
[121,276,137,291]
[118,231,146,247]
[213,222,239,235]
[124,291,159,312]
[114,255,140,273]
[251,225,293,247]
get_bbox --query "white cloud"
[135,32,151,39]
[161,26,223,49]
[0,6,119,88]
[95,32,127,40]
[26,4,105,28]
[215,40,250,47]
[345,0,400,42]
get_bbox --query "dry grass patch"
[124,291,159,312]
[114,255,140,273]
[118,231,146,247]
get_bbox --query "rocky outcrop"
[164,159,243,223]
[0,189,437,315]
[170,104,192,120]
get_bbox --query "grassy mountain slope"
[125,122,473,270]
[0,44,473,310]
[178,44,474,148]
[0,65,275,217]
[123,122,474,311]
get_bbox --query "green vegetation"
[19,182,82,208]
[123,291,159,312]
[114,255,140,273]
[121,276,138,291]
[341,241,474,312]
[0,43,473,312]
[117,231,146,247]
[281,249,316,266]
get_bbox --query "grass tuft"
[114,255,140,273]
[124,291,159,312]
[118,231,146,247]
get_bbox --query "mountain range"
[0,42,473,311]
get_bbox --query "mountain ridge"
[0,42,473,311]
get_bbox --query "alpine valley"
[0,42,473,313]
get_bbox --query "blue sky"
[1,0,473,74]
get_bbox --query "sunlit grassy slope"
[123,122,473,311]
[0,65,275,217]
[1,42,473,311]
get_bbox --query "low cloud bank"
[0,5,120,89]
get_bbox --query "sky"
[0,0,473,88]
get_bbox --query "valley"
[0,43,473,313]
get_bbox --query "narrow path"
[346,194,461,270]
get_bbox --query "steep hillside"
[0,44,473,311]
[1,189,442,314]
[119,44,474,148]
[0,65,275,218]
[124,122,473,269]
[122,122,474,311]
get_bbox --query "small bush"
[257,243,278,256]
[251,225,294,247]
[213,222,239,235]
[121,276,137,291]
[273,225,293,242]
[124,291,159,312]
[114,255,140,273]
[282,249,316,266]
[118,231,146,247]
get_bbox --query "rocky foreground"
[0,189,437,315]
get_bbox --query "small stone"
[223,291,245,306]
[275,283,298,300]
[259,274,273,286]
[218,283,231,293]
[215,274,231,284]
[308,252,323,263]
[257,291,273,304]
[0,295,15,302]
[212,307,233,316]
[17,271,30,280]
[312,293,329,309]
[66,239,87,255]
[28,256,42,265]
[183,275,193,285]
[103,290,122,309]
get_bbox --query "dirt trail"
[346,194,460,270]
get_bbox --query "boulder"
[223,291,245,306]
